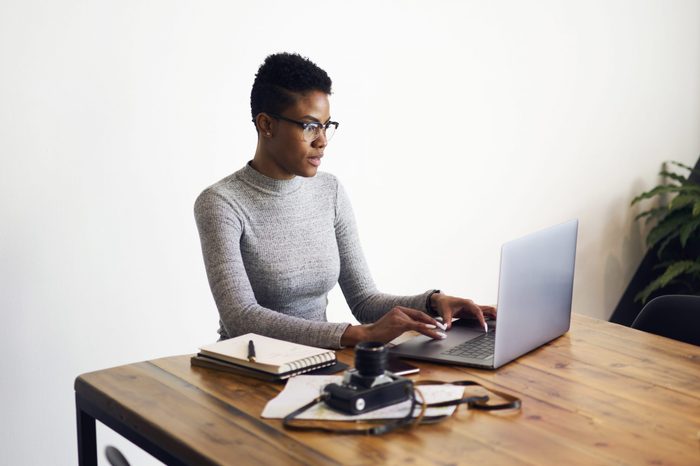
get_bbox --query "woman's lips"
[308,156,322,167]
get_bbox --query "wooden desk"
[75,314,700,465]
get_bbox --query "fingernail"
[435,321,447,331]
[424,324,437,329]
[436,332,447,339]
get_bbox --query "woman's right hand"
[340,306,447,346]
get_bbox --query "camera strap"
[415,379,522,411]
[282,379,521,435]
[283,388,420,435]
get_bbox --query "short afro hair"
[250,52,332,125]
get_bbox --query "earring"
[266,132,271,136]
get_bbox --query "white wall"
[1,1,698,464]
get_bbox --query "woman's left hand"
[431,293,497,331]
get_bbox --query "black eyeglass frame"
[264,113,339,141]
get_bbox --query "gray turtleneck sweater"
[194,163,433,348]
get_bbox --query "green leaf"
[669,194,699,211]
[631,184,683,205]
[635,206,668,222]
[679,217,700,247]
[646,211,691,248]
[659,170,688,184]
[657,231,680,257]
[631,182,700,206]
[667,160,700,177]
[689,262,700,274]
[634,260,697,303]
[679,184,700,193]
[668,160,693,172]
[661,261,698,286]
[651,261,672,271]
[694,200,700,217]
[634,282,659,304]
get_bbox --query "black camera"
[324,342,413,415]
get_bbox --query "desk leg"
[76,394,98,466]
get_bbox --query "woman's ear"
[255,113,274,137]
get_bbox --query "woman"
[195,52,495,348]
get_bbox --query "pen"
[248,339,256,362]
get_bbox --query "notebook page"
[200,333,333,370]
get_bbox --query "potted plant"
[631,160,700,303]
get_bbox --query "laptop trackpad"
[394,324,485,357]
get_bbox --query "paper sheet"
[261,375,464,420]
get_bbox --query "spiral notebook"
[198,333,336,375]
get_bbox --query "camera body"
[323,342,413,415]
[324,371,413,415]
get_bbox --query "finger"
[439,306,454,330]
[394,306,441,326]
[430,294,453,330]
[392,307,447,336]
[459,299,487,330]
[474,308,487,332]
[410,321,447,340]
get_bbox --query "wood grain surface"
[75,314,700,465]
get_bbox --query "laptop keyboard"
[442,331,495,360]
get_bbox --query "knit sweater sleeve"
[334,180,434,323]
[194,189,350,349]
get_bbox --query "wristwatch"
[426,289,441,314]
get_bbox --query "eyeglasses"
[268,113,339,142]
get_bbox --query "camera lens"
[355,341,388,377]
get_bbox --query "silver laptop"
[391,219,578,369]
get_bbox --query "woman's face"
[262,90,331,179]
